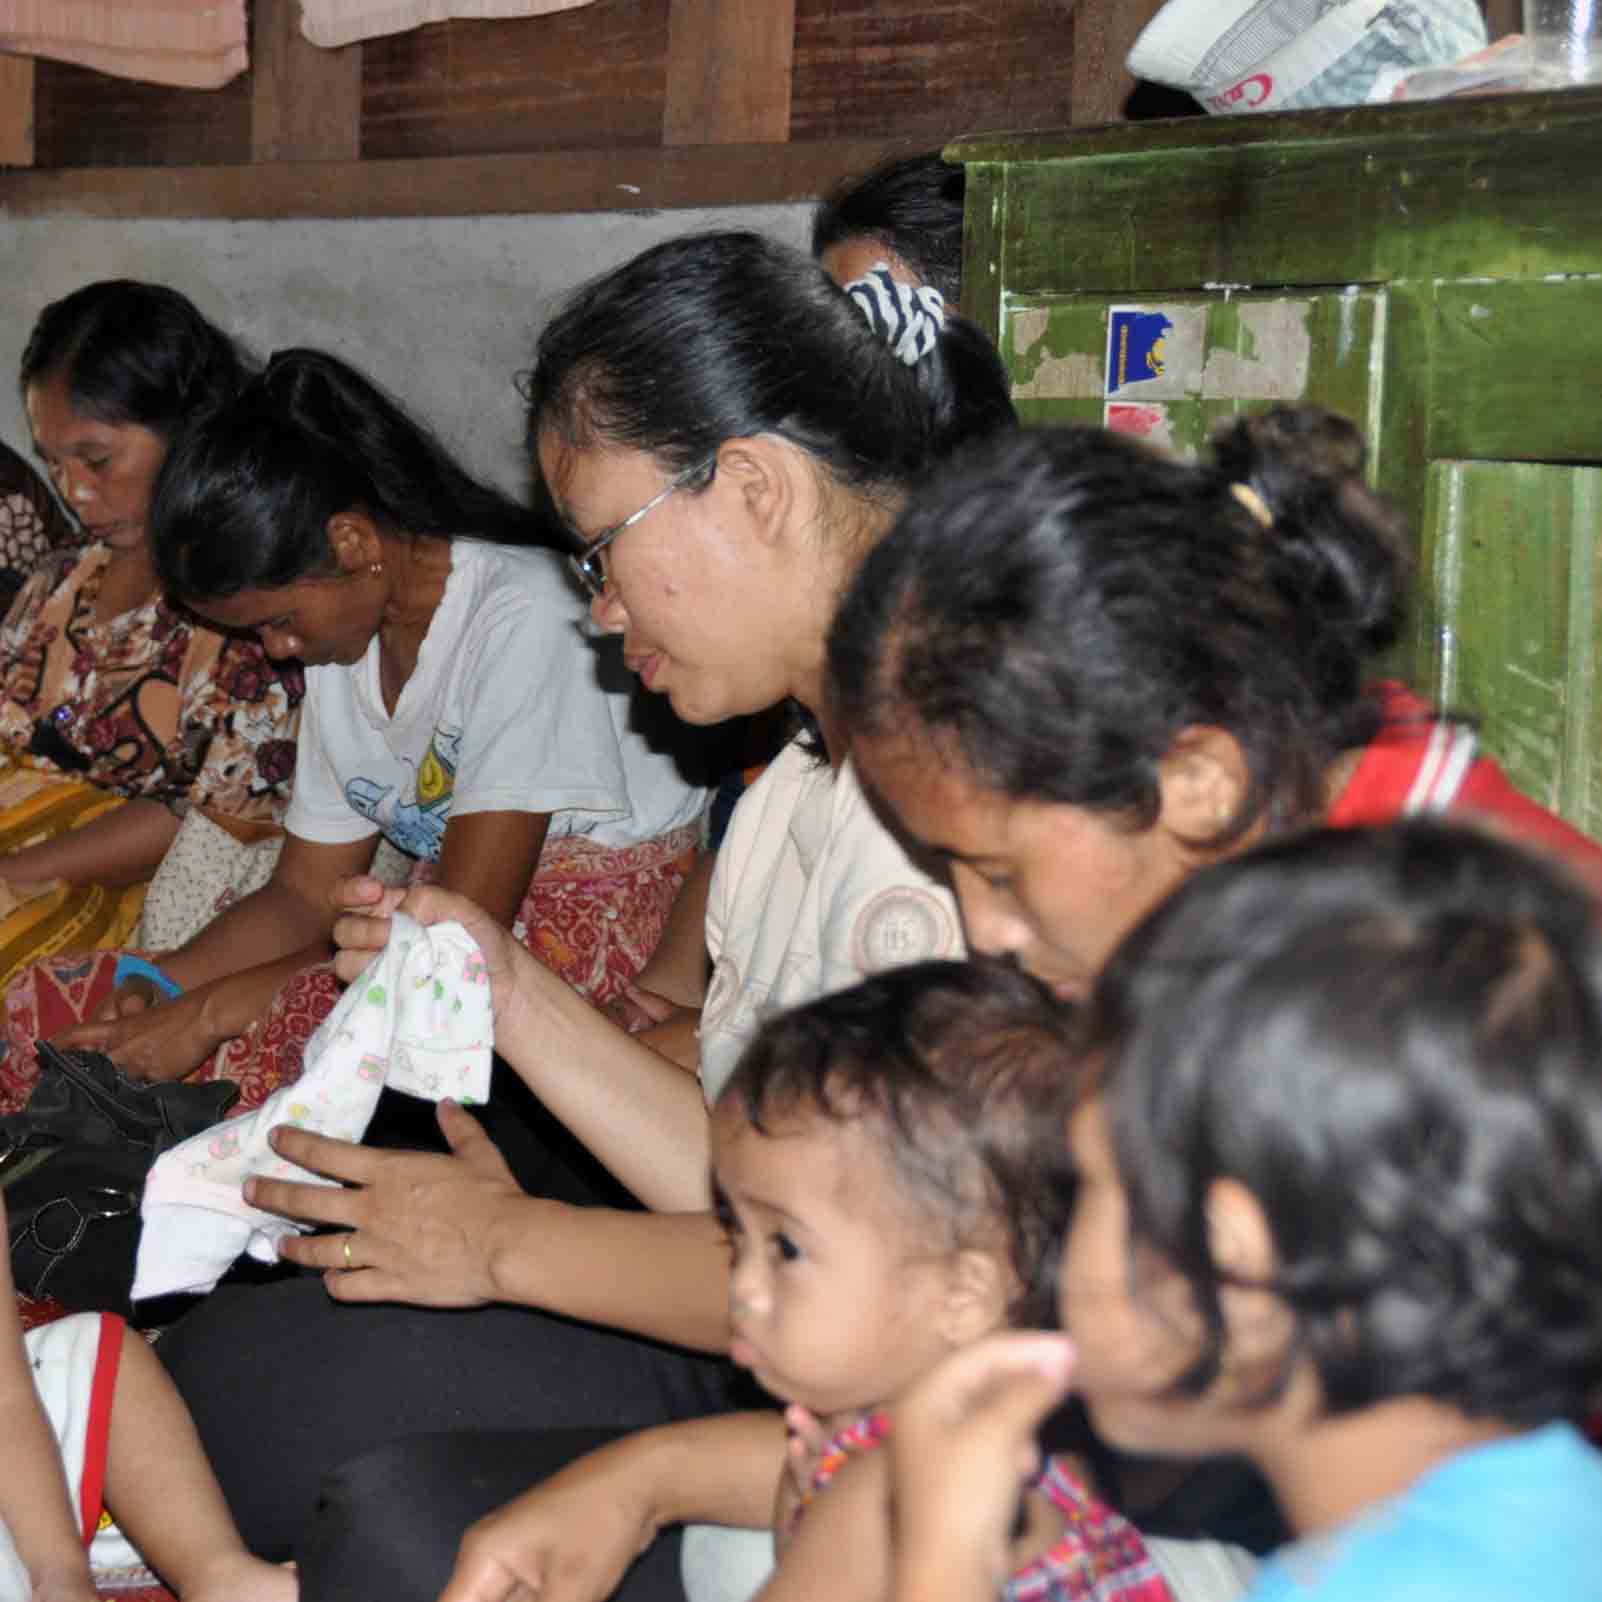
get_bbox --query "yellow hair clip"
[1230,481,1273,529]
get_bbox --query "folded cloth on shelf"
[0,0,248,87]
[298,0,597,49]
[131,913,492,1301]
[1127,0,1486,113]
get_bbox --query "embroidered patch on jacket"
[852,887,959,974]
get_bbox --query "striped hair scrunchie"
[845,263,947,367]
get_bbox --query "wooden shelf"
[0,136,903,219]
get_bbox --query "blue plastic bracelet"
[113,954,183,1000]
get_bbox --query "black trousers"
[158,1277,753,1593]
[296,1427,685,1602]
[157,1077,758,1598]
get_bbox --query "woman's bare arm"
[433,808,551,929]
[52,833,375,1079]
[626,848,714,1010]
[160,832,378,991]
[2,797,181,889]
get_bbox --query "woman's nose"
[954,870,1032,963]
[54,463,91,509]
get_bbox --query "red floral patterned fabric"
[0,824,699,1115]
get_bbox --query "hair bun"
[1211,405,1408,664]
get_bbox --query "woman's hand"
[886,1334,1076,1602]
[52,989,227,1082]
[436,1434,666,1602]
[602,981,683,1036]
[331,877,539,1039]
[325,874,408,980]
[246,1100,530,1306]
[93,975,160,1022]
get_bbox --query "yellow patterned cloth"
[0,760,146,993]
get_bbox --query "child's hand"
[435,1437,662,1602]
[773,1403,830,1553]
[887,1333,1076,1602]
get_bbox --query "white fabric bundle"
[132,913,493,1300]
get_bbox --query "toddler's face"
[712,1099,968,1418]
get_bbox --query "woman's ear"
[939,1248,1015,1349]
[714,437,803,552]
[1156,727,1250,845]
[327,511,383,575]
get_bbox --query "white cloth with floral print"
[131,913,492,1300]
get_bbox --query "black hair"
[829,408,1408,845]
[150,347,556,603]
[20,280,252,441]
[1089,820,1602,1428]
[717,958,1080,1328]
[524,231,1014,507]
[812,151,968,304]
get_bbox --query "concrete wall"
[0,203,812,499]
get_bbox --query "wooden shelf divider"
[0,135,902,218]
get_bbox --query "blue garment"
[1248,1423,1602,1600]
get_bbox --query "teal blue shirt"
[1249,1423,1602,1600]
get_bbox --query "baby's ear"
[940,1248,1015,1347]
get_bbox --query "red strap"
[79,1313,125,1544]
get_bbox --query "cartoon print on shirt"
[343,724,461,859]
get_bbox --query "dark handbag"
[2,1043,238,1314]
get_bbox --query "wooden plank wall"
[363,0,671,158]
[0,53,33,165]
[252,3,360,161]
[10,0,1074,172]
[0,0,1523,208]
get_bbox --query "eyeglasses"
[566,457,716,601]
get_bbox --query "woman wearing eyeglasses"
[22,346,707,1110]
[148,232,1015,1600]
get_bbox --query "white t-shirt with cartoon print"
[284,540,707,860]
[699,734,964,1104]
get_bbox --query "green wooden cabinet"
[952,91,1602,837]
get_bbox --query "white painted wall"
[0,204,812,498]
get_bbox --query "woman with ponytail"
[831,408,1602,1001]
[19,345,708,1112]
[144,231,1016,1601]
[0,281,300,1002]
